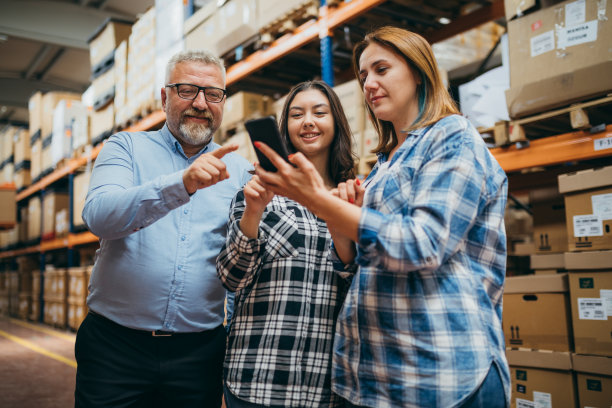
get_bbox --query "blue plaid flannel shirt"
[331,114,511,407]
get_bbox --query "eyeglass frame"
[165,83,227,103]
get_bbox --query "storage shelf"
[0,231,99,259]
[2,0,610,260]
[490,125,612,173]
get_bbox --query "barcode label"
[573,214,603,237]
[578,298,607,320]
[516,398,535,408]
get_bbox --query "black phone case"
[244,116,291,172]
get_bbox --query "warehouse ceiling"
[0,0,154,126]
[0,0,504,126]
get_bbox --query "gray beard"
[178,121,214,146]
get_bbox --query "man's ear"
[161,87,167,112]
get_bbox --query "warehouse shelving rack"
[1,0,611,321]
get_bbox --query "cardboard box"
[214,0,258,56]
[257,0,314,30]
[90,102,115,144]
[223,92,268,130]
[87,18,132,73]
[559,166,612,252]
[72,171,91,228]
[41,92,81,140]
[530,253,565,270]
[13,128,30,164]
[334,79,366,138]
[14,164,31,191]
[1,126,15,163]
[51,100,88,168]
[0,186,16,228]
[565,250,612,270]
[28,91,43,139]
[40,134,53,175]
[506,349,576,408]
[67,266,92,302]
[573,354,612,407]
[30,137,41,181]
[27,196,41,241]
[505,0,612,118]
[504,273,573,351]
[41,191,69,240]
[183,0,218,36]
[569,270,612,357]
[530,187,568,253]
[92,68,115,110]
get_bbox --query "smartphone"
[244,116,292,172]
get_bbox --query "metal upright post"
[320,0,334,86]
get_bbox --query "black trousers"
[75,312,225,408]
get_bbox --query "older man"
[75,50,252,407]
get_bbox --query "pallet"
[221,1,319,66]
[116,99,163,132]
[504,94,612,145]
[71,144,93,159]
[259,1,319,47]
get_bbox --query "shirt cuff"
[160,171,192,209]
[229,219,265,254]
[329,242,358,279]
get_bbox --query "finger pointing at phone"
[183,143,239,194]
[254,142,327,208]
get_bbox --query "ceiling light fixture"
[438,17,451,25]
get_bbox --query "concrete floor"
[0,316,76,408]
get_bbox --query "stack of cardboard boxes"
[503,165,612,407]
[88,18,132,145]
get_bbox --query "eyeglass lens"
[176,84,224,102]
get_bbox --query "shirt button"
[181,236,186,241]
[178,265,182,271]
[184,209,188,214]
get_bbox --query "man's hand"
[183,143,239,194]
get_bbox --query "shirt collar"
[160,123,215,159]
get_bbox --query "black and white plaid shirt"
[217,190,347,407]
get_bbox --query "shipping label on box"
[569,271,612,357]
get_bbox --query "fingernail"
[349,198,355,204]
[288,154,295,160]
[254,141,261,148]
[356,179,361,186]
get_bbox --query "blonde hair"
[353,26,459,155]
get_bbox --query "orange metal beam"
[226,0,387,85]
[491,125,612,173]
[0,245,40,259]
[69,231,99,247]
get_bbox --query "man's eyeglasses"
[166,83,226,103]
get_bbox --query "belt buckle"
[152,330,173,337]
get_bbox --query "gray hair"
[165,49,226,84]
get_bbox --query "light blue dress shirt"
[83,124,252,332]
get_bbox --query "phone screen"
[244,116,291,172]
